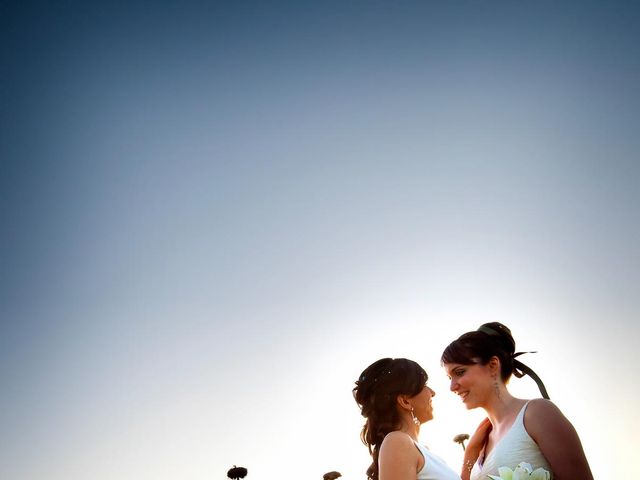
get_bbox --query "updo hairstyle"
[441,322,550,399]
[441,322,516,381]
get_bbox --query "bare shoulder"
[379,431,421,468]
[381,430,416,450]
[524,398,574,439]
[522,400,594,478]
[379,431,423,479]
[525,398,566,420]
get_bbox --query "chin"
[462,399,477,410]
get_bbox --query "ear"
[396,394,413,411]
[488,356,501,375]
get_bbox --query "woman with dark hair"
[353,358,489,480]
[441,322,593,479]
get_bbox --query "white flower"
[530,467,551,480]
[488,466,513,480]
[488,462,550,480]
[513,462,532,480]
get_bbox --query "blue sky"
[1,1,639,479]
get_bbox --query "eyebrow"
[446,365,464,373]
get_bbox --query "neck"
[398,417,420,441]
[483,388,522,426]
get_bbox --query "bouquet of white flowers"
[488,462,550,480]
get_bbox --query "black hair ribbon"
[512,352,550,400]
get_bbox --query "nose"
[449,377,458,392]
[430,387,436,397]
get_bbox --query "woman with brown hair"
[353,358,489,480]
[441,322,593,479]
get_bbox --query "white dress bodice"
[413,441,460,480]
[471,401,552,480]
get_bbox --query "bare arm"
[461,418,492,480]
[525,399,593,480]
[378,432,422,480]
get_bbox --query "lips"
[459,391,469,402]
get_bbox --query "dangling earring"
[492,373,501,399]
[410,408,420,426]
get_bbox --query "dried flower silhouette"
[323,471,342,480]
[453,433,470,451]
[227,465,248,479]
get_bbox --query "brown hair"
[441,322,516,381]
[441,322,550,399]
[352,358,427,480]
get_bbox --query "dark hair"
[441,322,516,381]
[352,358,427,480]
[441,322,550,399]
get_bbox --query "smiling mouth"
[459,392,469,401]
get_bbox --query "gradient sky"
[1,1,639,479]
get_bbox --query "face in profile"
[444,362,494,409]
[408,384,436,422]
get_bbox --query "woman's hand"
[460,418,492,480]
[466,417,492,457]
